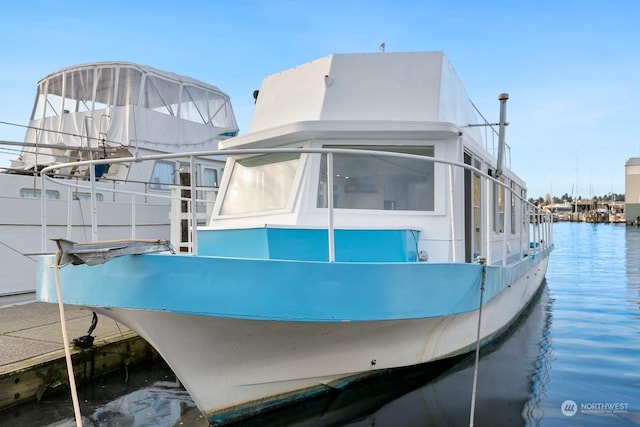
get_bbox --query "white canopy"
[19,62,238,168]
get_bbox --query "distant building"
[626,157,640,224]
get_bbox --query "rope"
[53,249,83,426]
[469,258,487,427]
[0,240,37,261]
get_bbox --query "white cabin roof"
[241,52,482,143]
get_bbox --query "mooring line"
[0,239,37,261]
[469,257,487,427]
[53,250,83,426]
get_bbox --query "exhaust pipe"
[495,93,509,178]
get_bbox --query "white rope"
[469,258,487,427]
[53,249,83,426]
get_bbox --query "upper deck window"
[317,146,435,211]
[220,153,300,215]
[31,66,144,120]
[143,75,180,117]
[115,68,142,106]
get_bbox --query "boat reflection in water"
[0,364,207,427]
[90,380,202,427]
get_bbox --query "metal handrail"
[39,147,553,262]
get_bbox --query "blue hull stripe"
[37,247,551,322]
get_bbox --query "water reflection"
[626,226,640,290]
[0,363,206,427]
[91,380,197,426]
[343,286,552,427]
[532,222,640,426]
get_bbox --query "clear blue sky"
[1,0,638,199]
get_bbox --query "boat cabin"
[10,62,237,182]
[202,53,538,266]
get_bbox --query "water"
[0,222,638,426]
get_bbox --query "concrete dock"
[0,296,154,410]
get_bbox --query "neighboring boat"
[548,202,572,222]
[0,61,237,297]
[608,200,626,223]
[37,52,553,424]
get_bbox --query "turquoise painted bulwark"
[197,228,420,262]
[37,253,484,321]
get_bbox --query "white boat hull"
[87,256,548,421]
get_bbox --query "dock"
[0,297,154,410]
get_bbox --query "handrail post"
[519,200,524,260]
[89,164,98,241]
[190,156,198,256]
[41,174,47,252]
[485,176,492,265]
[67,187,73,239]
[327,152,335,263]
[131,194,136,239]
[501,182,509,266]
[448,163,456,262]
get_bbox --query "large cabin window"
[317,146,435,211]
[220,153,300,215]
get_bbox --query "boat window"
[143,75,180,117]
[220,153,300,215]
[20,188,60,199]
[494,176,505,233]
[208,92,235,129]
[115,68,142,106]
[510,181,517,234]
[317,146,435,211]
[150,161,176,191]
[202,167,219,187]
[94,67,115,110]
[43,74,63,118]
[72,192,104,202]
[180,85,236,130]
[181,85,208,124]
[63,68,94,113]
[31,81,47,120]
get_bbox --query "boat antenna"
[494,93,509,178]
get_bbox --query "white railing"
[40,148,553,264]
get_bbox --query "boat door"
[464,152,482,263]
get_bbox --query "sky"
[0,0,638,199]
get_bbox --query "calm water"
[0,222,638,426]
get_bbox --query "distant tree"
[561,193,572,203]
